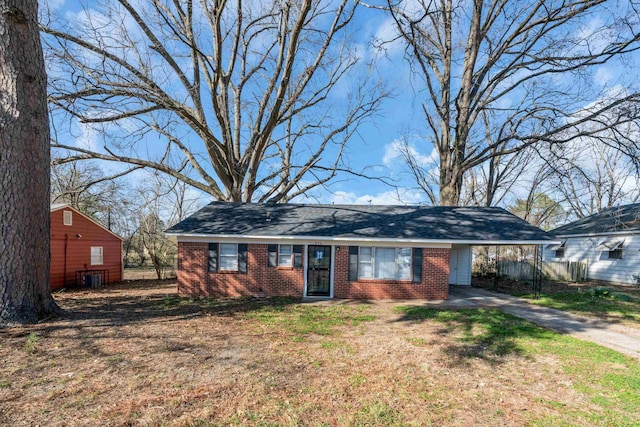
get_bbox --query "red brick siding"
[178,242,450,300]
[177,243,304,297]
[333,246,450,300]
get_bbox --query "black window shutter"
[412,248,422,283]
[208,243,218,272]
[238,244,248,273]
[268,244,277,267]
[293,245,303,268]
[348,246,359,281]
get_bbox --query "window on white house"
[90,247,103,265]
[278,244,293,267]
[219,243,239,271]
[597,239,624,260]
[63,210,72,226]
[609,244,623,260]
[546,241,566,258]
[358,247,412,280]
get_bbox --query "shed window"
[63,210,72,226]
[90,247,103,265]
[219,243,239,271]
[358,247,412,280]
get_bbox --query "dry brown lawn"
[1,281,638,426]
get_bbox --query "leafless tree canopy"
[43,0,385,202]
[382,0,640,205]
[549,138,640,218]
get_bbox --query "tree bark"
[0,0,60,324]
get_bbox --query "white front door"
[449,249,458,284]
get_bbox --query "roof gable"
[50,204,123,241]
[551,203,640,236]
[166,202,553,243]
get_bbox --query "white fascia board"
[168,233,557,247]
[556,230,640,238]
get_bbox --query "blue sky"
[42,0,639,209]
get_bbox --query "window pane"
[220,243,238,256]
[358,260,373,278]
[278,245,292,267]
[219,243,238,270]
[219,255,238,270]
[375,247,396,279]
[90,247,103,265]
[397,248,412,280]
[358,247,373,278]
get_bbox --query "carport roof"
[166,202,554,244]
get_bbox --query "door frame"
[303,244,334,298]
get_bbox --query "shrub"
[588,287,610,298]
[611,292,633,302]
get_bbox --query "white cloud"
[329,188,426,205]
[373,17,405,56]
[594,67,614,86]
[382,138,438,167]
[74,123,100,152]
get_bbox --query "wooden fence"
[497,260,588,282]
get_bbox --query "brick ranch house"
[166,203,555,300]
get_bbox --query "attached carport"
[447,238,561,289]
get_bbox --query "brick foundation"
[177,242,450,300]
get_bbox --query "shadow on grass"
[395,306,556,364]
[48,292,303,330]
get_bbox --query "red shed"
[50,204,123,290]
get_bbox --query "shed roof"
[551,203,640,237]
[166,202,554,244]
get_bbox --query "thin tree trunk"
[0,0,60,324]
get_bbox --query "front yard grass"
[1,281,639,426]
[475,278,640,327]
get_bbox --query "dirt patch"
[0,281,635,426]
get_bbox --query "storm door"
[306,245,332,296]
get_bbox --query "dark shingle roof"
[166,202,553,243]
[551,203,640,236]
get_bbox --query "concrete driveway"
[449,286,640,360]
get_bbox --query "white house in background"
[544,203,640,285]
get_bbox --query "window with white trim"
[63,210,72,226]
[219,243,239,271]
[597,239,624,260]
[358,247,412,280]
[278,244,293,267]
[90,247,103,265]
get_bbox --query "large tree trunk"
[0,0,60,324]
